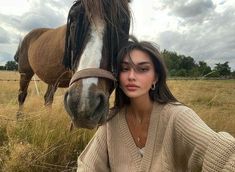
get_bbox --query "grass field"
[0,71,235,171]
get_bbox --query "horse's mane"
[82,0,130,25]
[63,0,131,69]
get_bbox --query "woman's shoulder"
[163,102,191,111]
[156,101,196,120]
[156,101,190,112]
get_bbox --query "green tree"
[213,61,231,76]
[231,71,235,79]
[5,61,18,71]
[162,50,182,76]
[0,66,6,70]
[197,61,212,76]
[180,55,196,71]
[162,50,182,70]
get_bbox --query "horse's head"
[63,0,130,129]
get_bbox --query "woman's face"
[119,49,157,100]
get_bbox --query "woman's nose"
[128,69,136,80]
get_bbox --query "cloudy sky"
[0,0,234,70]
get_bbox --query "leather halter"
[69,68,117,86]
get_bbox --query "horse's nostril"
[97,93,105,105]
[96,94,102,105]
[64,90,81,119]
[93,93,106,115]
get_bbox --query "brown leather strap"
[69,68,117,86]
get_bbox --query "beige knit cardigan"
[77,103,235,172]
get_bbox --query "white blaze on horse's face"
[76,21,105,111]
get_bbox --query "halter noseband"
[69,68,117,86]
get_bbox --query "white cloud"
[0,27,11,43]
[0,0,29,15]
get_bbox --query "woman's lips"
[125,84,139,91]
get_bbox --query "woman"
[77,37,235,171]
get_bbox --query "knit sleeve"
[203,132,235,171]
[174,107,235,171]
[77,124,110,172]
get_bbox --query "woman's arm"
[174,106,235,171]
[202,132,235,171]
[77,124,110,172]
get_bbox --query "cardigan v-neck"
[119,103,164,171]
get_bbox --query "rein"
[69,68,117,86]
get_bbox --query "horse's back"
[26,28,51,43]
[16,28,50,73]
[28,25,70,86]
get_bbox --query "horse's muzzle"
[64,86,109,129]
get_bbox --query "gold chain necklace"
[130,114,141,143]
[125,107,150,145]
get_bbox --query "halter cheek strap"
[69,68,117,86]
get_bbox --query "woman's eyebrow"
[137,62,152,65]
[121,61,151,65]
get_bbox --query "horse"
[14,0,131,129]
[14,27,71,114]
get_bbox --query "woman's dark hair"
[114,36,178,109]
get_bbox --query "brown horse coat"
[28,25,70,86]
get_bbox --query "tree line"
[1,50,235,78]
[0,61,18,71]
[162,49,235,78]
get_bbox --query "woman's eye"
[137,67,149,73]
[141,68,148,71]
[121,66,129,71]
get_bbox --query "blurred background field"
[0,71,235,171]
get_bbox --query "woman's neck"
[128,96,153,121]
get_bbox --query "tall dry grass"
[168,79,235,135]
[0,71,235,171]
[0,71,94,172]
